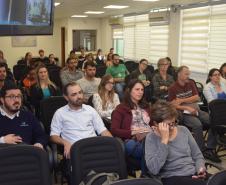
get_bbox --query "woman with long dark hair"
[111,79,152,171]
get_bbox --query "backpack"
[79,170,120,185]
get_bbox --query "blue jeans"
[115,82,125,101]
[124,139,145,173]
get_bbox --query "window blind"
[180,7,210,73]
[208,4,226,69]
[149,25,169,64]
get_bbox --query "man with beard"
[50,81,112,159]
[0,83,47,148]
[106,54,129,100]
[50,81,112,185]
[77,61,100,102]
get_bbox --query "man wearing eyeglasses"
[0,83,47,148]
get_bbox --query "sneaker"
[203,149,222,163]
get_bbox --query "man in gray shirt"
[60,57,83,86]
[77,61,101,102]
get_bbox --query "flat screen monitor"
[0,0,54,36]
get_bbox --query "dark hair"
[0,82,20,97]
[110,48,114,51]
[151,100,178,123]
[123,79,148,109]
[66,56,77,64]
[165,57,172,66]
[206,68,221,84]
[0,62,7,69]
[219,63,226,76]
[39,49,44,54]
[49,54,54,58]
[84,61,96,69]
[63,81,79,96]
[97,49,102,54]
[25,52,32,61]
[139,59,148,64]
[107,53,113,61]
[112,54,119,60]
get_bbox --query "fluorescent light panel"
[85,11,104,14]
[71,15,88,18]
[54,2,61,7]
[104,5,129,9]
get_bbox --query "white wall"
[0,19,62,69]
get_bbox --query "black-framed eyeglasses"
[5,95,23,100]
[167,119,178,128]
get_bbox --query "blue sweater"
[0,110,48,146]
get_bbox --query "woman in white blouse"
[92,74,120,118]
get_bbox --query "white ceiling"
[54,0,204,19]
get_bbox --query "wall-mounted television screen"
[0,0,54,36]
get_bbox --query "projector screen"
[0,0,54,36]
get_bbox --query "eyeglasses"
[166,120,178,128]
[5,95,23,100]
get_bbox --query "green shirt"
[106,64,128,79]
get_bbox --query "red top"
[168,80,198,101]
[111,103,152,140]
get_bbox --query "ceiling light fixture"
[104,5,129,9]
[133,0,159,2]
[54,2,61,7]
[85,11,104,14]
[71,15,88,18]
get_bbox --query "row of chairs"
[0,136,225,185]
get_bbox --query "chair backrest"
[124,61,138,73]
[209,99,226,127]
[207,170,226,185]
[70,136,128,185]
[13,64,28,81]
[39,96,67,134]
[0,144,51,185]
[111,178,162,185]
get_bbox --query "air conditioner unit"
[149,11,170,26]
[109,17,123,26]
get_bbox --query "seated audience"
[128,59,153,102]
[145,100,207,185]
[168,66,219,162]
[60,57,83,87]
[105,53,113,67]
[0,83,47,148]
[106,54,129,101]
[152,58,174,100]
[22,66,36,95]
[0,50,7,63]
[111,79,152,171]
[78,48,86,62]
[220,63,226,79]
[166,57,177,80]
[37,49,49,64]
[95,49,105,66]
[203,68,226,103]
[48,54,58,66]
[17,52,34,67]
[30,64,60,117]
[77,61,100,102]
[92,74,120,118]
[82,53,95,71]
[0,63,15,93]
[50,82,112,184]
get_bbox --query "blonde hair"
[98,74,115,110]
[35,64,56,89]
